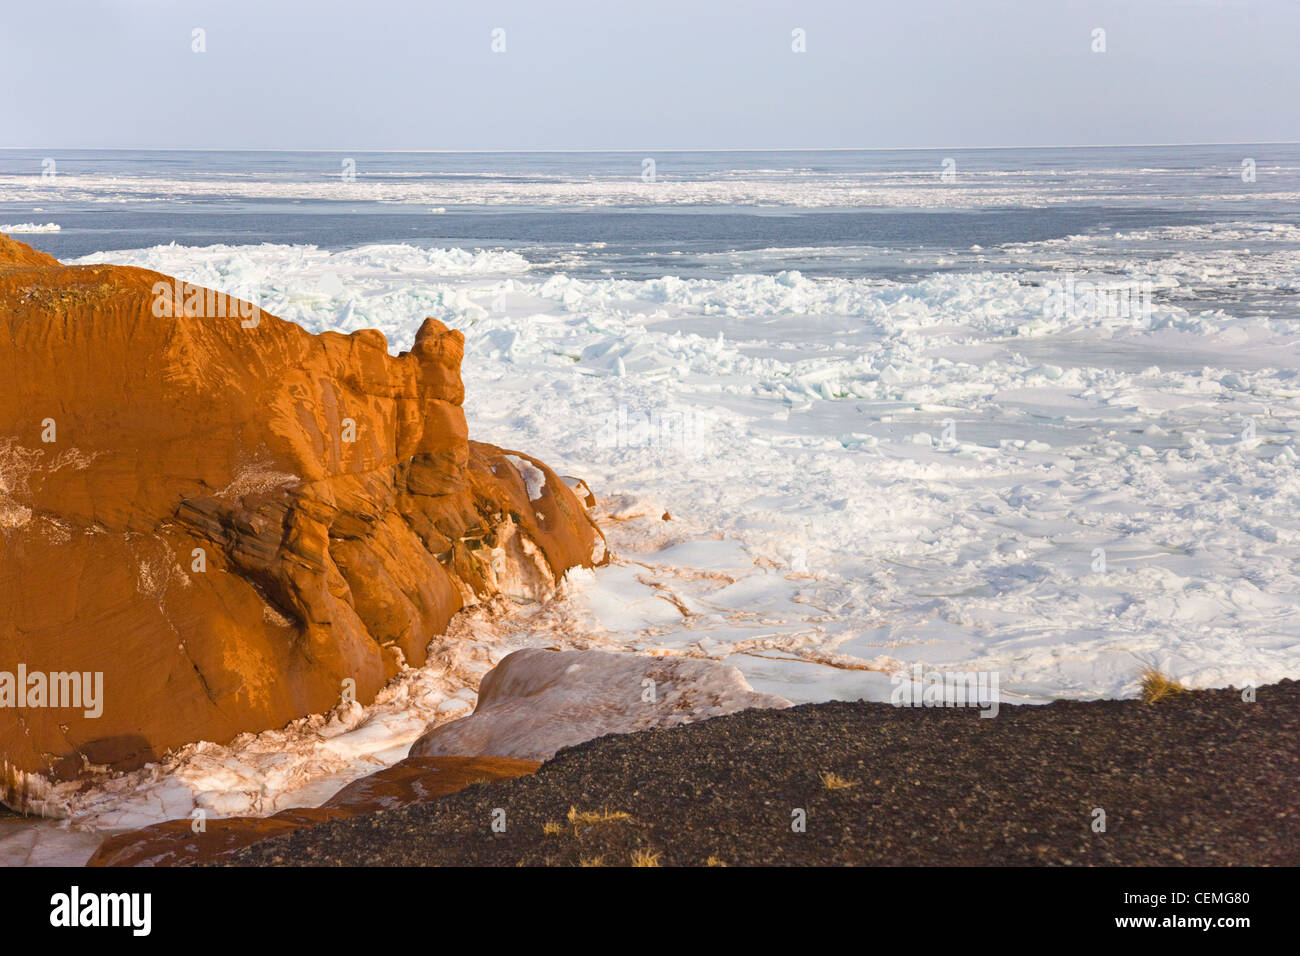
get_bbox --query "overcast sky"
[2,0,1296,149]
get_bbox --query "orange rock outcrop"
[0,233,603,809]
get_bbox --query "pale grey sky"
[2,0,1296,149]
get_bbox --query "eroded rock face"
[0,234,604,809]
[409,648,792,762]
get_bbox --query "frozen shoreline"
[5,210,1298,862]
[72,228,1300,705]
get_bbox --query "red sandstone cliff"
[0,233,604,810]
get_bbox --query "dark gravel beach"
[226,679,1300,867]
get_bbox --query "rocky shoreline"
[211,678,1299,867]
[0,232,603,809]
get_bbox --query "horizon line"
[1,140,1298,153]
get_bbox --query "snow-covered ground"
[6,218,1299,859]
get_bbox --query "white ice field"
[5,212,1299,854]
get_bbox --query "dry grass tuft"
[542,820,564,837]
[1140,667,1187,704]
[820,771,858,790]
[706,856,727,867]
[578,856,606,867]
[567,806,632,828]
[630,848,662,868]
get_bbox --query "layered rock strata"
[0,233,604,809]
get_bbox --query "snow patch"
[505,454,546,501]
